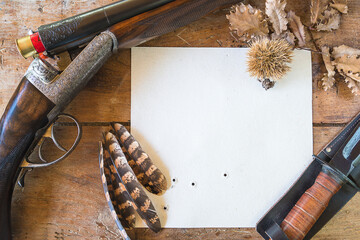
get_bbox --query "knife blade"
[331,125,360,175]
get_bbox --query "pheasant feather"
[103,132,161,233]
[111,123,168,195]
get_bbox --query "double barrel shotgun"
[0,0,242,238]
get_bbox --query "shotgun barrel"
[16,0,174,58]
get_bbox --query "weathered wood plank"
[1,0,360,239]
[0,0,115,116]
[311,0,360,124]
[10,126,360,239]
[1,0,360,123]
[65,50,131,123]
[11,125,262,240]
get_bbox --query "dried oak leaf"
[332,45,360,58]
[227,4,269,41]
[310,0,330,24]
[321,46,336,90]
[345,77,360,95]
[316,7,341,31]
[330,3,348,13]
[265,0,288,35]
[287,11,306,47]
[271,31,296,46]
[333,54,360,82]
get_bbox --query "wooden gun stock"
[0,78,54,239]
[280,169,343,240]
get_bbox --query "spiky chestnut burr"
[247,37,293,90]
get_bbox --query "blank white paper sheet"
[131,47,313,228]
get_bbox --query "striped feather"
[103,156,132,230]
[104,132,162,233]
[111,123,167,195]
[98,142,131,240]
[104,151,136,229]
[116,134,161,194]
[110,128,155,193]
[121,146,154,192]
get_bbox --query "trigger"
[50,123,67,152]
[17,168,31,188]
[43,124,53,138]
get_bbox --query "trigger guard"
[21,113,82,169]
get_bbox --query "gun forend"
[16,0,174,58]
[109,0,242,49]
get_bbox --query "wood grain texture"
[110,0,242,48]
[0,0,359,239]
[8,126,360,240]
[0,77,54,240]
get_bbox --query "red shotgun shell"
[30,32,46,53]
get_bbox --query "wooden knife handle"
[280,168,343,240]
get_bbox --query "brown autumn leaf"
[330,0,349,13]
[332,45,360,58]
[316,7,341,31]
[344,77,360,95]
[321,46,336,90]
[333,54,360,82]
[319,43,360,95]
[271,31,296,46]
[227,3,269,41]
[265,0,288,35]
[310,0,330,24]
[330,2,348,13]
[287,11,306,47]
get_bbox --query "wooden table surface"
[1,0,360,239]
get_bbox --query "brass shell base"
[16,36,36,59]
